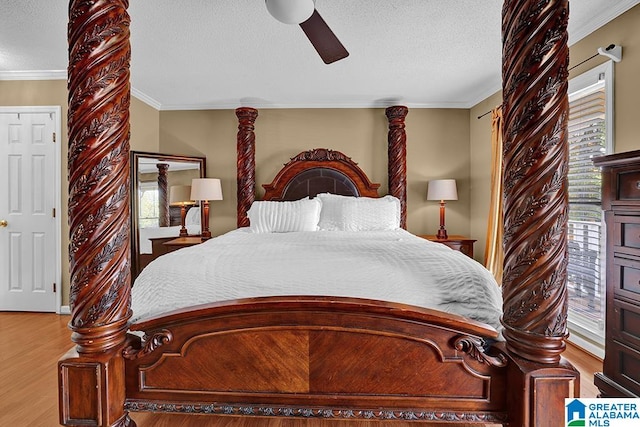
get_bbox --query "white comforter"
[131,228,503,333]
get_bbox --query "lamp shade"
[191,178,223,201]
[427,179,458,201]
[169,185,195,206]
[265,0,315,24]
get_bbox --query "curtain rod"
[476,44,616,120]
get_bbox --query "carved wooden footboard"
[123,297,509,424]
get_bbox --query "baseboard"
[60,305,71,315]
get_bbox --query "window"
[138,181,159,228]
[566,61,613,358]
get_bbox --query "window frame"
[565,60,614,359]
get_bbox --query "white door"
[0,108,61,312]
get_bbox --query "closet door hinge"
[53,283,57,293]
[53,132,56,143]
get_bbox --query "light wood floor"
[0,312,602,426]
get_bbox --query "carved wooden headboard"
[262,148,380,201]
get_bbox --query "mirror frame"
[130,151,206,280]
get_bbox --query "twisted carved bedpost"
[59,1,136,426]
[157,163,170,227]
[501,0,578,424]
[502,0,570,366]
[385,106,408,229]
[236,107,259,228]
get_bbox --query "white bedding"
[131,228,503,334]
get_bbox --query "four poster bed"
[59,1,578,426]
[121,141,509,425]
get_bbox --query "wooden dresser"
[593,150,640,398]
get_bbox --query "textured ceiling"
[1,0,638,110]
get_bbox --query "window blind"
[567,84,606,345]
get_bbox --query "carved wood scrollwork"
[112,414,136,427]
[68,0,132,353]
[124,401,507,423]
[288,148,351,163]
[236,107,259,228]
[123,330,173,360]
[501,0,570,364]
[453,336,508,368]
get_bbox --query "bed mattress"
[131,228,503,333]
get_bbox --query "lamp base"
[179,205,188,236]
[201,201,211,241]
[436,201,448,240]
[436,228,448,240]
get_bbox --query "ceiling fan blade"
[299,9,349,64]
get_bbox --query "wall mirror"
[130,151,206,279]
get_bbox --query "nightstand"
[419,235,476,259]
[163,236,203,252]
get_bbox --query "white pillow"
[185,206,201,225]
[248,197,322,233]
[317,193,400,231]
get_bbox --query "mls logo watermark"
[566,398,640,426]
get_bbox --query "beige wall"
[159,108,471,239]
[469,4,640,262]
[1,80,159,305]
[130,97,161,153]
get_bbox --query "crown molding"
[0,70,67,80]
[131,88,162,110]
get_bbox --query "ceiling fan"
[265,0,349,64]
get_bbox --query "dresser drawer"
[605,340,640,396]
[613,216,640,251]
[611,298,640,352]
[613,256,640,303]
[618,169,640,201]
[444,240,473,257]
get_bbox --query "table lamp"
[190,178,223,240]
[169,185,196,237]
[427,179,458,239]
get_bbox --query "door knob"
[0,220,7,227]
